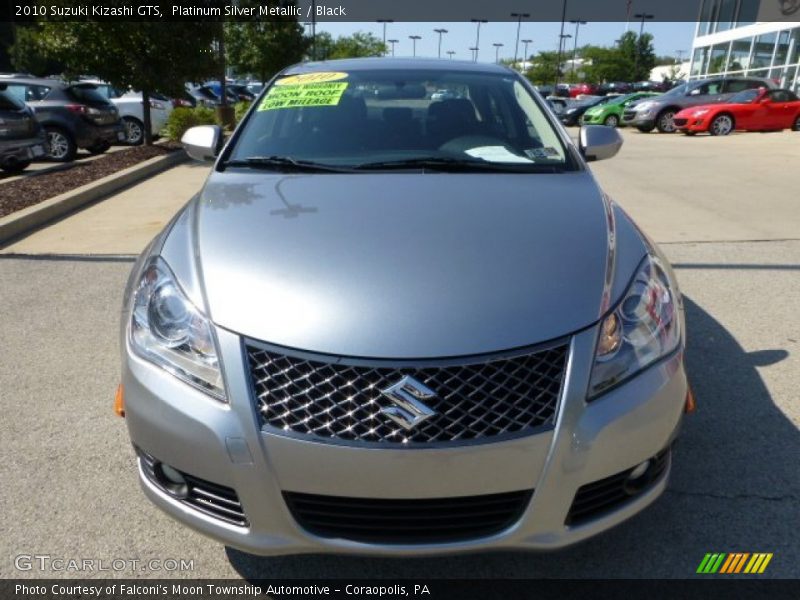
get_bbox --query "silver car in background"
[119,58,692,556]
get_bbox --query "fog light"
[153,462,189,499]
[623,459,652,495]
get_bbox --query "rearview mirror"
[181,125,222,161]
[579,125,623,162]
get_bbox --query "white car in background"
[83,81,172,145]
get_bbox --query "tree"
[225,0,308,84]
[9,24,65,76]
[14,10,219,144]
[311,31,386,60]
[524,51,560,86]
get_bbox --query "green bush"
[164,106,219,142]
[234,101,252,124]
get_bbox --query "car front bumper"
[122,316,688,557]
[622,110,656,128]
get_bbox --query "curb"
[0,150,188,244]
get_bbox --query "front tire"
[656,109,678,133]
[603,114,620,127]
[709,114,734,136]
[45,127,77,162]
[793,115,800,131]
[122,117,144,145]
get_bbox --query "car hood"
[172,170,627,358]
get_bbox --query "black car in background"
[0,85,47,172]
[1,77,124,161]
[559,95,613,126]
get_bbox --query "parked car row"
[547,75,800,136]
[541,80,678,99]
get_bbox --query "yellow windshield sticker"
[275,72,348,86]
[258,82,349,110]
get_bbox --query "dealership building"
[689,0,799,92]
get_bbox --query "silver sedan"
[119,58,691,556]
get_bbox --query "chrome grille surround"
[245,339,569,446]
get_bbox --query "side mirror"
[579,125,623,162]
[181,125,222,161]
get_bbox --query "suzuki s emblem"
[379,375,437,430]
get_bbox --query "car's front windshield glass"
[664,83,688,96]
[729,89,760,104]
[229,68,571,171]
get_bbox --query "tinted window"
[0,89,25,110]
[231,69,570,169]
[3,83,50,102]
[695,81,723,95]
[67,85,111,105]
[725,79,763,93]
[769,90,796,102]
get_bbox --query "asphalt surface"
[0,128,798,581]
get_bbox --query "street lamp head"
[434,28,448,34]
[471,18,488,23]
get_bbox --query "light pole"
[635,12,654,37]
[388,39,399,57]
[570,20,587,76]
[493,43,504,64]
[675,49,686,64]
[377,19,393,56]
[409,35,421,58]
[471,19,487,62]
[511,12,530,67]
[634,13,654,78]
[469,46,478,62]
[446,50,456,60]
[555,0,568,86]
[558,34,572,84]
[433,28,448,59]
[521,39,533,71]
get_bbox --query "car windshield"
[728,89,761,104]
[229,68,572,171]
[663,83,689,96]
[0,88,26,110]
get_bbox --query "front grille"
[138,449,248,527]
[673,118,688,127]
[623,111,637,121]
[284,489,533,544]
[565,446,671,526]
[246,342,567,445]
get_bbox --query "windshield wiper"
[222,156,353,173]
[353,156,564,173]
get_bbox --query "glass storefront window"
[691,46,709,77]
[788,30,799,66]
[774,31,791,66]
[697,0,715,37]
[709,43,730,73]
[728,38,752,72]
[751,33,777,70]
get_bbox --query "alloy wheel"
[604,115,619,127]
[124,118,144,145]
[710,115,734,136]
[657,111,677,133]
[47,131,70,160]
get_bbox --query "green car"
[581,92,661,127]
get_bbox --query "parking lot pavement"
[0,130,798,580]
[0,145,128,186]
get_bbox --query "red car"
[674,88,800,136]
[570,83,598,98]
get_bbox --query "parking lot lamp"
[434,28,449,59]
[388,39,399,57]
[471,19,488,62]
[493,43,504,64]
[409,35,422,58]
[377,19,394,56]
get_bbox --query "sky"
[309,21,697,63]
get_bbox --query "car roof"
[281,57,513,76]
[0,76,67,88]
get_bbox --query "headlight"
[588,255,681,399]
[566,108,578,114]
[130,257,226,401]
[692,109,710,117]
[634,101,655,112]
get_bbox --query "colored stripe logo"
[697,553,773,574]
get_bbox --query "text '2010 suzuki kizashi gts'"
[119,58,691,555]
